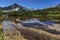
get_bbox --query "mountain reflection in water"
[21,19,56,27]
[2,19,56,28]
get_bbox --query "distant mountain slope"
[42,3,60,12]
[56,4,60,7]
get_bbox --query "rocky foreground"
[2,21,60,40]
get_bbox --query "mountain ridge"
[0,3,29,12]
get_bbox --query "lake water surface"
[2,19,57,27]
[2,19,60,34]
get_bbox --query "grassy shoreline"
[0,22,4,40]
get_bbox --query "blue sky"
[0,0,60,9]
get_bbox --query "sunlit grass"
[0,28,4,40]
[0,22,4,40]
